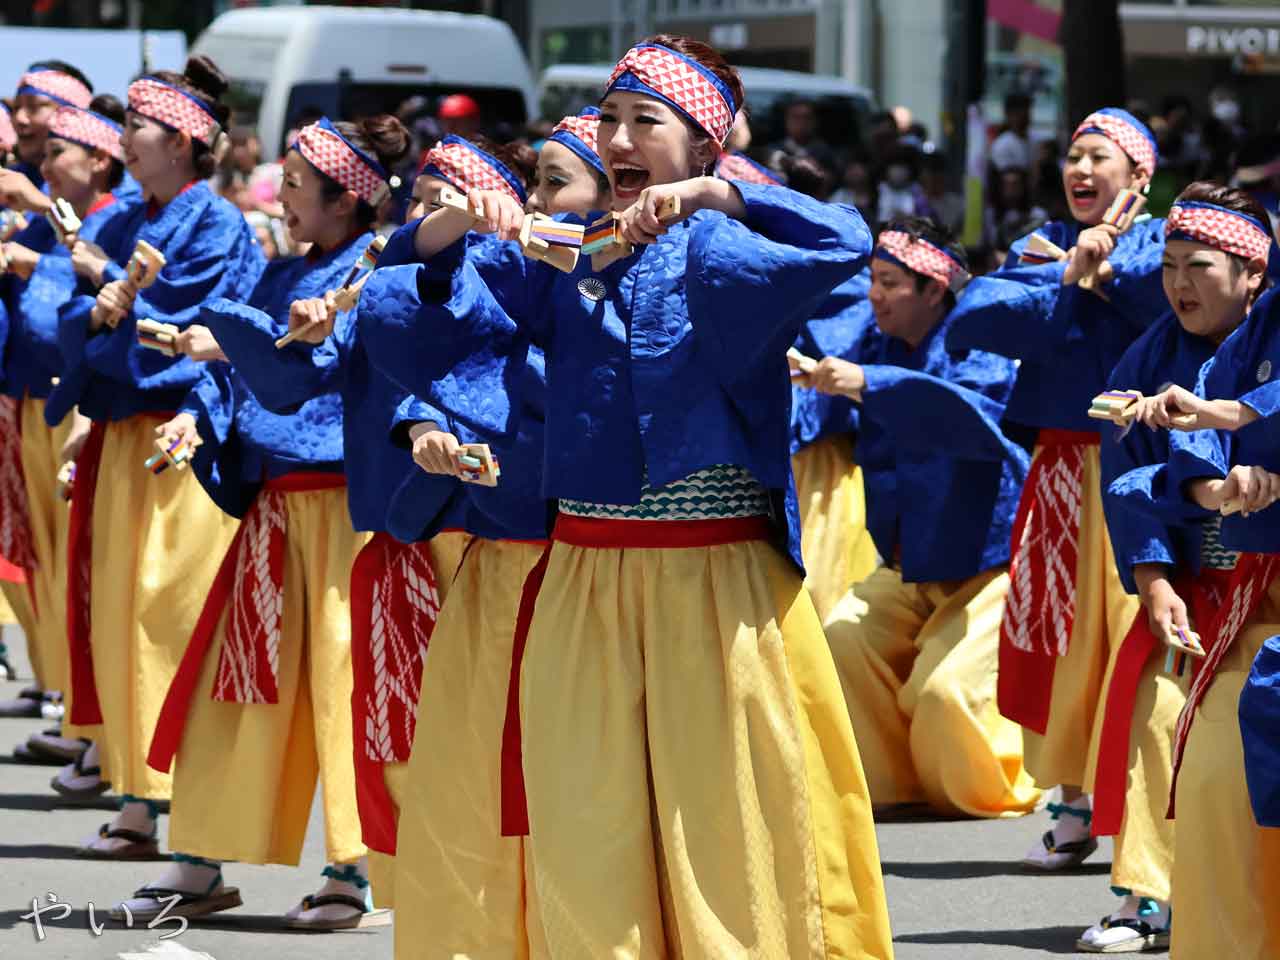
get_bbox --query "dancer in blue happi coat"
[358,34,893,959]
[797,216,1039,821]
[947,107,1166,874]
[0,97,136,778]
[50,57,262,864]
[0,60,98,691]
[1109,190,1279,959]
[1084,182,1277,952]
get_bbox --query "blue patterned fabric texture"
[788,268,873,455]
[196,232,453,534]
[51,182,264,422]
[1100,313,1220,593]
[359,181,873,571]
[947,216,1168,433]
[0,197,127,404]
[845,301,1028,582]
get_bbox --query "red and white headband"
[605,44,737,146]
[1165,202,1272,265]
[877,230,970,292]
[421,138,525,205]
[0,105,15,152]
[127,77,221,147]
[1073,112,1156,179]
[294,119,390,207]
[49,106,123,161]
[17,69,92,109]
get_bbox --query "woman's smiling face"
[1061,133,1147,227]
[597,91,708,211]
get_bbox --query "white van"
[540,63,877,150]
[194,6,536,156]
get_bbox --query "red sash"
[499,513,772,837]
[1090,571,1230,837]
[997,430,1097,733]
[1167,552,1280,817]
[0,396,36,591]
[349,532,441,854]
[66,421,107,725]
[148,472,345,773]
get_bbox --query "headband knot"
[605,44,737,146]
[49,106,123,162]
[421,135,526,205]
[18,68,92,110]
[548,108,604,175]
[1072,108,1158,179]
[876,230,970,292]
[293,117,390,208]
[1165,201,1272,265]
[127,77,222,148]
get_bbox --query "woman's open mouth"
[1069,184,1098,206]
[611,163,650,198]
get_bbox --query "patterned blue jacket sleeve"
[78,199,264,393]
[859,361,1025,463]
[687,185,872,387]
[176,362,253,517]
[1099,342,1182,593]
[360,233,551,439]
[201,297,343,415]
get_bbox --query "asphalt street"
[0,624,1123,960]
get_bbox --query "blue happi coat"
[825,300,1027,582]
[789,269,875,456]
[358,226,553,544]
[1100,313,1221,594]
[0,194,128,402]
[51,181,263,424]
[359,182,873,570]
[1108,287,1280,828]
[947,217,1168,433]
[196,232,455,535]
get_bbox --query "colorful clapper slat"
[529,220,585,248]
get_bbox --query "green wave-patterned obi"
[1200,515,1241,571]
[559,464,770,521]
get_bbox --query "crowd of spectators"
[210,84,1280,279]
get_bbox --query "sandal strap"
[321,863,369,889]
[121,794,163,820]
[98,823,157,845]
[1039,831,1093,856]
[301,893,368,914]
[130,886,214,906]
[73,752,101,778]
[1099,916,1164,935]
[1046,801,1092,825]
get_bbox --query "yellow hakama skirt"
[166,486,369,866]
[1171,580,1280,959]
[17,396,73,696]
[91,416,237,799]
[791,435,879,622]
[513,515,893,960]
[392,536,549,957]
[826,565,1041,817]
[366,528,472,910]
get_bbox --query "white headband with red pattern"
[1166,202,1272,265]
[49,106,123,161]
[127,77,222,147]
[294,119,390,207]
[877,230,970,292]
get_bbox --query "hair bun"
[357,114,412,169]
[183,55,229,102]
[89,93,125,125]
